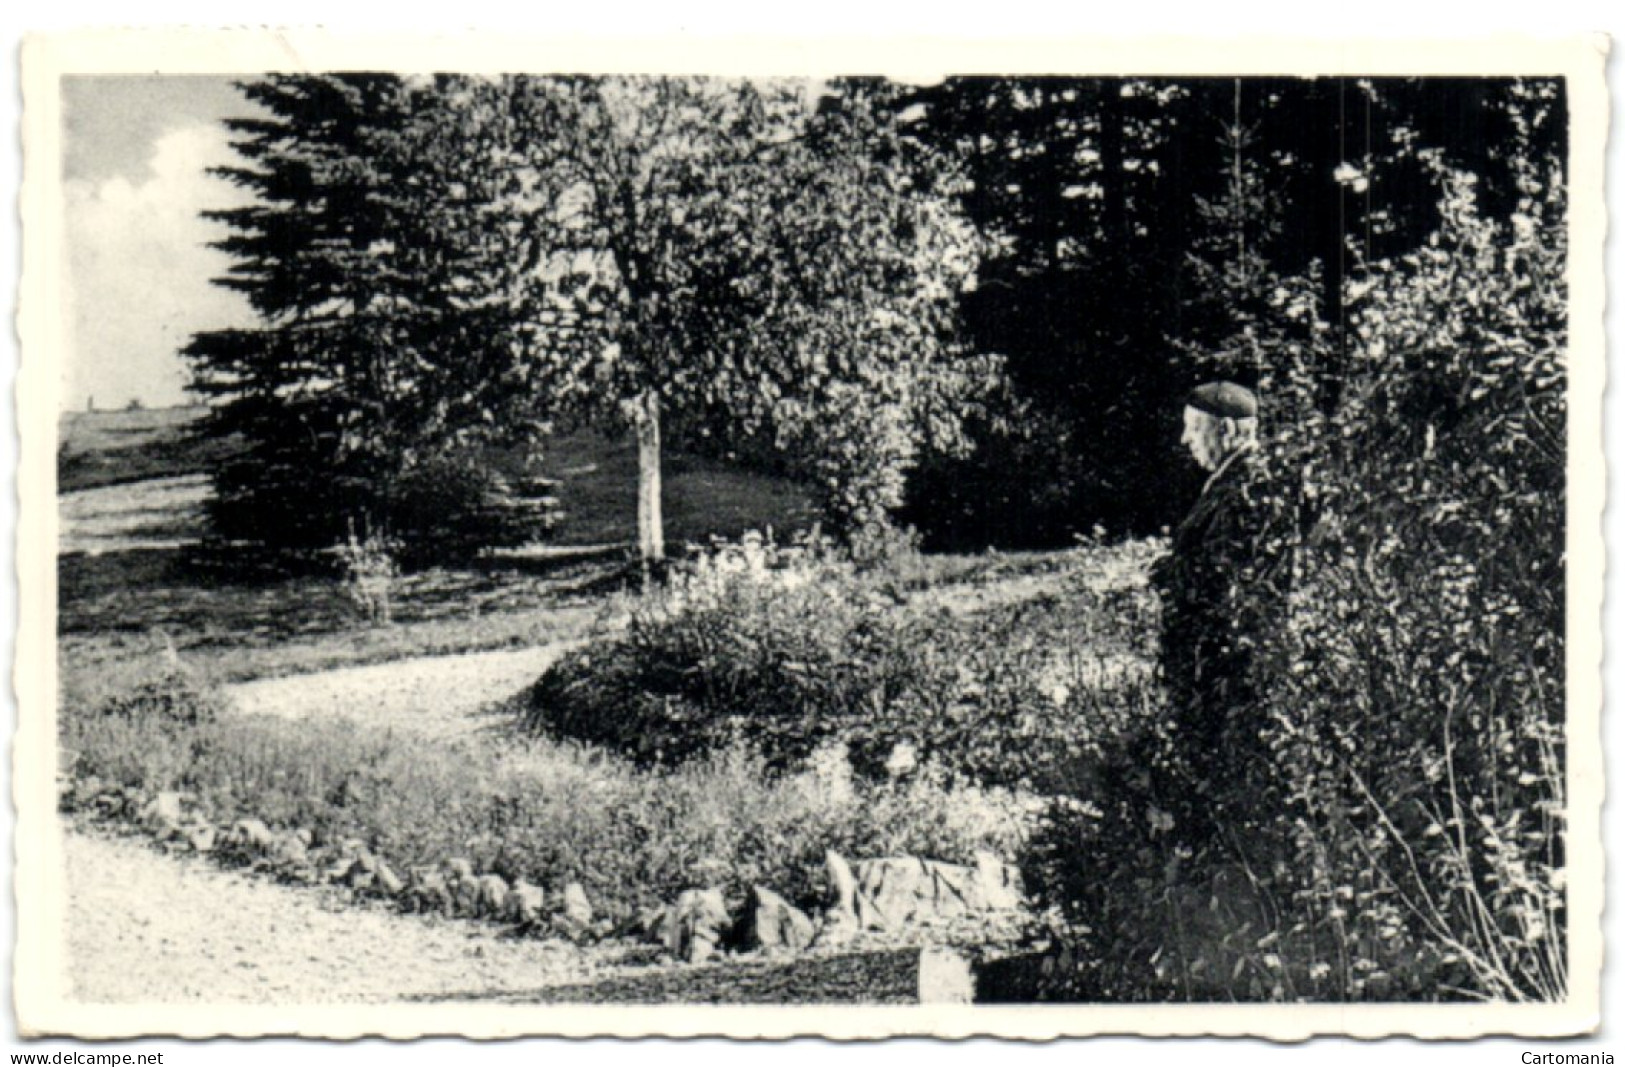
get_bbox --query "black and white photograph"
[13,31,1607,1041]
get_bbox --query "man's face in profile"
[1181,406,1220,472]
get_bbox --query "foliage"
[901,78,1206,540]
[467,76,995,545]
[898,76,1566,544]
[59,655,227,793]
[1030,85,1568,1002]
[1250,149,1568,1003]
[187,75,994,558]
[184,76,1558,556]
[61,661,1030,917]
[526,533,882,769]
[382,453,560,566]
[524,533,1160,795]
[902,397,1103,551]
[89,656,226,730]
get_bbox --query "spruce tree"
[186,75,552,558]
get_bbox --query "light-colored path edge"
[63,826,635,1004]
[223,639,587,739]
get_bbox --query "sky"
[60,75,260,411]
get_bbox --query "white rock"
[507,881,545,924]
[918,947,975,1005]
[561,882,592,926]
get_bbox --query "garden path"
[223,639,587,739]
[62,827,625,1005]
[62,827,952,1007]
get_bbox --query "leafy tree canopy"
[187,74,994,559]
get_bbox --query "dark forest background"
[894,76,1561,547]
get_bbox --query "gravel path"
[69,641,614,1004]
[225,640,584,739]
[64,828,624,1004]
[63,829,965,1006]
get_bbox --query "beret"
[1186,381,1258,419]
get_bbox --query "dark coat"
[1150,444,1266,831]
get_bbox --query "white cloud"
[62,122,255,411]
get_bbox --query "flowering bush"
[332,523,399,625]
[524,532,1160,793]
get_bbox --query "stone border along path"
[65,564,1117,1005]
[65,827,989,1005]
[64,826,635,1004]
[67,637,616,1002]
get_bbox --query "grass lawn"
[57,406,1157,694]
[526,429,817,549]
[59,406,818,549]
[58,406,237,492]
[58,406,819,683]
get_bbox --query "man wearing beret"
[1150,380,1264,841]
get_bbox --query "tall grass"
[61,659,1032,919]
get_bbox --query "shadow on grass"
[407,947,927,1005]
[59,546,353,640]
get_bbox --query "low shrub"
[58,653,228,793]
[332,523,399,625]
[94,661,225,728]
[384,451,561,566]
[525,533,880,769]
[523,532,1161,794]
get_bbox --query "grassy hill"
[58,405,233,493]
[58,405,821,683]
[58,405,816,551]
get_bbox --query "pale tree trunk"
[633,388,665,571]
